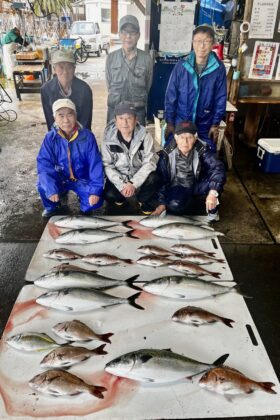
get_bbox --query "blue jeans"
[164,185,218,215]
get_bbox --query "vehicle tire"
[96,45,102,57]
[74,47,89,63]
[105,44,110,55]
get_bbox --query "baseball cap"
[175,121,198,135]
[52,99,76,115]
[51,49,75,65]
[115,101,136,116]
[119,15,140,32]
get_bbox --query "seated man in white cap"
[41,50,93,131]
[105,15,153,125]
[37,98,103,218]
[101,101,159,214]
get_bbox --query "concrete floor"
[0,53,280,419]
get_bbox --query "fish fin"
[139,354,153,364]
[89,385,107,399]
[211,272,221,279]
[65,306,74,311]
[176,293,186,299]
[99,332,114,344]
[213,353,229,366]
[93,344,107,355]
[128,292,144,310]
[222,318,235,328]
[201,225,215,231]
[163,348,172,352]
[125,276,142,291]
[145,378,155,382]
[259,382,277,394]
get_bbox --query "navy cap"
[115,101,137,116]
[175,121,198,135]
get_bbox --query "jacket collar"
[183,51,221,76]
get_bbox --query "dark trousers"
[104,172,160,206]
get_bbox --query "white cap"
[52,99,76,115]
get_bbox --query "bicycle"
[0,83,17,124]
[74,37,89,64]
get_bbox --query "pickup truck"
[70,21,110,56]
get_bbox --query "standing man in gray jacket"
[101,101,159,214]
[105,15,153,126]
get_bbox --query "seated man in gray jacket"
[101,101,159,214]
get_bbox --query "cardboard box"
[257,138,280,173]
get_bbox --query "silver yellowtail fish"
[171,243,216,257]
[172,306,235,328]
[152,223,224,241]
[182,255,225,265]
[199,366,276,396]
[142,276,236,300]
[29,369,107,398]
[56,229,123,245]
[6,332,59,351]
[105,349,229,383]
[137,255,172,268]
[34,271,139,291]
[137,245,175,257]
[82,253,133,266]
[52,319,113,343]
[138,215,204,228]
[55,216,120,229]
[40,344,107,368]
[168,261,221,279]
[43,248,83,260]
[36,288,144,312]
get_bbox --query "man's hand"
[151,204,166,216]
[121,183,136,198]
[89,195,100,206]
[208,125,219,143]
[49,194,59,202]
[164,123,175,140]
[206,191,218,212]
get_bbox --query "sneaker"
[207,211,220,223]
[139,202,154,215]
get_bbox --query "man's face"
[54,107,76,136]
[115,113,137,138]
[119,24,140,51]
[192,32,214,62]
[54,62,75,85]
[175,132,197,155]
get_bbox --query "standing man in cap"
[165,25,227,151]
[41,49,93,131]
[105,15,153,125]
[2,27,29,80]
[152,121,226,222]
[37,98,103,218]
[101,101,159,214]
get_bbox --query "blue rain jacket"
[165,51,227,139]
[37,126,103,199]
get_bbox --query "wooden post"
[111,0,118,35]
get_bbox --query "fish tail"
[125,278,142,291]
[207,252,216,257]
[89,385,107,399]
[99,332,114,344]
[258,382,277,394]
[122,220,133,228]
[217,259,225,263]
[222,317,235,328]
[213,353,229,366]
[126,230,139,239]
[124,258,134,264]
[93,344,107,355]
[211,272,221,279]
[128,292,144,310]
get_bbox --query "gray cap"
[115,101,136,116]
[119,15,140,32]
[51,49,75,65]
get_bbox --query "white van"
[70,21,110,56]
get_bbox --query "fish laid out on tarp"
[137,245,175,257]
[171,243,216,257]
[54,216,120,229]
[40,344,107,368]
[52,319,113,343]
[82,253,133,266]
[56,229,123,245]
[181,254,225,265]
[168,261,221,279]
[142,276,237,300]
[36,288,144,312]
[29,369,107,398]
[172,306,235,328]
[6,332,59,352]
[34,271,139,291]
[137,255,172,268]
[43,248,83,260]
[105,349,229,384]
[199,366,277,396]
[152,223,224,241]
[137,215,205,228]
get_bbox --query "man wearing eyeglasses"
[105,15,153,125]
[165,25,227,151]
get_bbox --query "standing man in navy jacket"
[165,25,227,151]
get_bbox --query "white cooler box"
[257,138,280,173]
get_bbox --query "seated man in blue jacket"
[152,121,226,222]
[37,98,103,218]
[165,25,227,151]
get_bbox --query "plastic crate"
[257,139,280,173]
